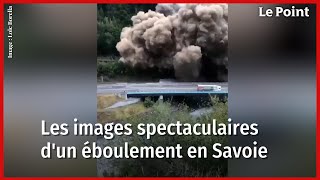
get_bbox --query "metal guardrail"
[127,90,228,95]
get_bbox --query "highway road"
[97,82,228,95]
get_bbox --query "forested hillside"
[97,4,156,56]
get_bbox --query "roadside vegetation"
[98,96,228,177]
[97,59,174,82]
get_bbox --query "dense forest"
[97,4,175,82]
[97,4,156,56]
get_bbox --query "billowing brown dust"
[116,4,228,81]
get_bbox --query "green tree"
[97,4,156,56]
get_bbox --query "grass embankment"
[98,103,147,124]
[97,94,123,110]
[97,94,147,124]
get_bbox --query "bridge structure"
[126,89,228,97]
[97,82,228,100]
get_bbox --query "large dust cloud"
[116,4,228,81]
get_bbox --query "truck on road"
[197,84,222,91]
